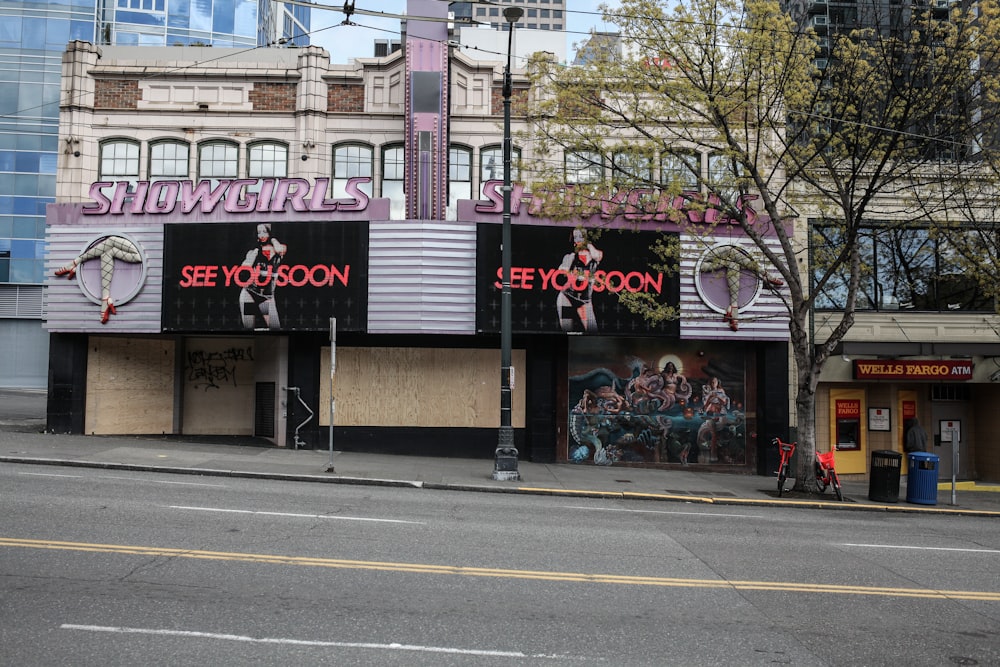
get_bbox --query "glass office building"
[0,0,309,388]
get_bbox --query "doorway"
[930,386,972,480]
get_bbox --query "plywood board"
[86,337,175,434]
[320,346,525,428]
[181,338,256,435]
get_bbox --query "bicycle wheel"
[832,474,843,501]
[777,464,787,497]
[817,478,828,493]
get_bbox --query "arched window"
[479,144,520,197]
[611,149,653,187]
[565,149,603,184]
[661,151,701,191]
[381,144,405,219]
[708,152,743,201]
[248,141,288,178]
[149,140,189,181]
[198,140,239,185]
[99,139,140,182]
[333,142,373,198]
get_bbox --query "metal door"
[930,401,972,480]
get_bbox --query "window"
[99,139,139,181]
[565,150,603,184]
[661,151,701,191]
[333,143,373,199]
[811,223,992,312]
[448,145,472,219]
[198,141,238,184]
[611,150,653,186]
[381,144,405,219]
[708,152,744,201]
[248,141,287,178]
[480,145,521,197]
[149,140,189,180]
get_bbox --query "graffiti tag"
[186,346,253,391]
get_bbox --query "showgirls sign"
[83,177,373,216]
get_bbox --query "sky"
[306,1,620,64]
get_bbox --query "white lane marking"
[168,505,425,525]
[60,625,585,661]
[100,475,226,488]
[18,472,85,478]
[842,543,1000,554]
[562,505,763,519]
[18,471,225,487]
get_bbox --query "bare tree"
[525,0,999,489]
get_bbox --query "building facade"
[777,0,1000,481]
[0,0,308,389]
[465,0,566,32]
[45,13,792,472]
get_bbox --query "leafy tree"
[525,0,999,489]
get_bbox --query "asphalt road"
[2,463,999,666]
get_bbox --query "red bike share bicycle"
[773,437,843,501]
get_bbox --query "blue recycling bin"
[906,452,940,505]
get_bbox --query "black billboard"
[162,221,367,332]
[477,224,679,336]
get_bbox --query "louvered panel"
[679,234,790,342]
[0,285,18,318]
[0,285,44,319]
[44,225,165,334]
[368,220,477,334]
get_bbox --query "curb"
[4,456,1000,518]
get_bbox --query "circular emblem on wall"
[694,242,763,316]
[53,233,147,324]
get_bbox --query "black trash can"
[869,450,901,503]
[906,452,940,505]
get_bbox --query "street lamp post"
[492,5,524,482]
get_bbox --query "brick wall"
[328,83,365,112]
[490,87,528,116]
[95,79,140,109]
[248,82,296,111]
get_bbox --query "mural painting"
[568,338,750,466]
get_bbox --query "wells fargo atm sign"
[852,360,973,381]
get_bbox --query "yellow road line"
[3,537,999,601]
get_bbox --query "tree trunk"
[790,307,822,493]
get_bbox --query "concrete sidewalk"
[2,388,998,516]
[2,416,999,516]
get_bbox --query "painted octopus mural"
[568,350,747,466]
